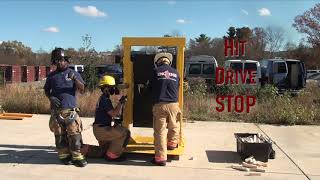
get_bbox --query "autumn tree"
[0,40,35,65]
[293,3,320,48]
[293,3,320,68]
[249,27,267,59]
[238,27,252,40]
[35,48,50,65]
[209,38,225,65]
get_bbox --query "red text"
[216,95,256,113]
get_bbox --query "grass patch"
[0,81,319,125]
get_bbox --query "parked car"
[306,70,320,87]
[306,69,320,79]
[184,55,218,82]
[95,64,123,83]
[224,59,261,85]
[260,58,306,92]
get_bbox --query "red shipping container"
[27,66,35,82]
[46,65,56,77]
[12,65,21,83]
[3,65,12,83]
[39,66,46,80]
[21,66,27,82]
[35,66,46,81]
[0,64,7,84]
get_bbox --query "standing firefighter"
[82,75,130,161]
[151,52,181,166]
[44,48,87,167]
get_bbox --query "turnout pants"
[153,102,181,162]
[84,124,130,159]
[49,109,84,161]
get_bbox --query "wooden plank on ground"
[2,113,33,118]
[0,115,23,120]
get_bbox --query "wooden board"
[0,115,23,120]
[2,113,33,118]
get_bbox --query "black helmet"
[51,48,70,65]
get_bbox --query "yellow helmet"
[99,75,116,87]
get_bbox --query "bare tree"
[160,30,183,54]
[283,42,297,59]
[265,26,285,58]
[170,30,183,37]
[79,34,99,90]
[112,45,123,56]
[35,48,50,65]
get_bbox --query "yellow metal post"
[122,42,133,128]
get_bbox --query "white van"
[184,55,218,81]
[69,65,84,73]
[224,60,261,85]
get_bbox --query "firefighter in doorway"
[150,52,181,166]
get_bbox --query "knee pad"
[69,134,82,151]
[55,134,68,149]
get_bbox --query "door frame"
[122,37,186,128]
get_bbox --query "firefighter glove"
[68,72,77,81]
[50,96,61,109]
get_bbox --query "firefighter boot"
[60,155,73,165]
[72,158,88,167]
[151,158,166,166]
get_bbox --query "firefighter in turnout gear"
[81,75,130,161]
[44,48,87,167]
[151,52,181,166]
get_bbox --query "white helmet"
[154,52,173,66]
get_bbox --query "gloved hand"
[119,96,127,104]
[67,71,77,81]
[50,96,61,109]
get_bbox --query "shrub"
[184,78,208,96]
[0,82,319,125]
[0,84,50,114]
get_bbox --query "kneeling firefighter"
[82,75,130,161]
[44,48,87,167]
